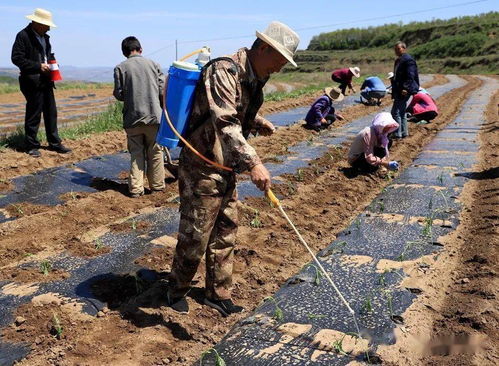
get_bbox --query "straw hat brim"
[325,87,344,102]
[349,67,360,78]
[26,15,56,28]
[256,31,297,67]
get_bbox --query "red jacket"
[408,92,438,116]
[331,68,353,85]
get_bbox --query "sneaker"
[166,291,189,314]
[204,298,244,317]
[27,148,41,157]
[49,144,72,154]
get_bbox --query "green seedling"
[40,260,52,275]
[287,181,297,195]
[378,269,390,287]
[131,220,137,230]
[23,252,34,258]
[263,296,284,322]
[428,196,433,210]
[436,171,445,184]
[353,218,361,230]
[296,169,304,182]
[458,162,465,170]
[200,348,226,366]
[51,313,63,339]
[70,190,78,200]
[307,313,326,320]
[11,204,24,216]
[303,263,323,286]
[422,215,433,238]
[377,201,385,213]
[307,136,314,146]
[382,289,394,317]
[384,171,396,181]
[332,335,349,356]
[331,241,347,254]
[249,209,262,228]
[361,294,373,314]
[94,238,104,250]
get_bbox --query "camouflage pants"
[169,153,238,300]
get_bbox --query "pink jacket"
[408,92,438,116]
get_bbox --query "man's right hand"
[41,63,50,73]
[250,163,271,191]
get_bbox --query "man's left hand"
[258,119,276,136]
[401,90,408,96]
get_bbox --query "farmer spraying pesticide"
[165,21,299,316]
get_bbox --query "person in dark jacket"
[11,8,71,157]
[304,87,344,131]
[390,41,419,139]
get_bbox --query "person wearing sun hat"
[11,8,71,157]
[167,21,300,317]
[304,86,345,131]
[331,66,360,95]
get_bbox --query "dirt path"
[0,76,488,366]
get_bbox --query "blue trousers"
[391,96,410,137]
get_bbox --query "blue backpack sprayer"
[155,48,362,337]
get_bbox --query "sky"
[0,0,496,72]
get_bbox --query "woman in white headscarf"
[348,112,400,172]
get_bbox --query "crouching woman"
[348,112,400,173]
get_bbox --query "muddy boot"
[204,298,244,317]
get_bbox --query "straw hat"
[387,71,394,79]
[256,21,300,67]
[26,8,56,28]
[349,66,360,78]
[324,87,344,102]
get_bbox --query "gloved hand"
[388,161,400,171]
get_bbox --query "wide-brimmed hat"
[387,71,394,79]
[26,8,56,28]
[256,21,300,67]
[324,87,344,102]
[349,66,360,78]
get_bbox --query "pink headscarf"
[372,112,399,155]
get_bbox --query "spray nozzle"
[195,46,211,67]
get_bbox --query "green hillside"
[287,12,498,75]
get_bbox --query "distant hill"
[287,12,498,75]
[0,66,114,83]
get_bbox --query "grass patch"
[0,101,122,150]
[264,83,327,102]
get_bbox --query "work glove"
[388,161,400,171]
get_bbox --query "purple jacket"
[305,95,335,126]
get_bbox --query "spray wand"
[161,50,361,336]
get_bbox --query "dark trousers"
[352,145,389,173]
[331,75,348,94]
[19,79,61,150]
[391,96,410,138]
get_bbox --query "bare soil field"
[0,75,496,366]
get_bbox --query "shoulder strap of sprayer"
[184,57,240,138]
